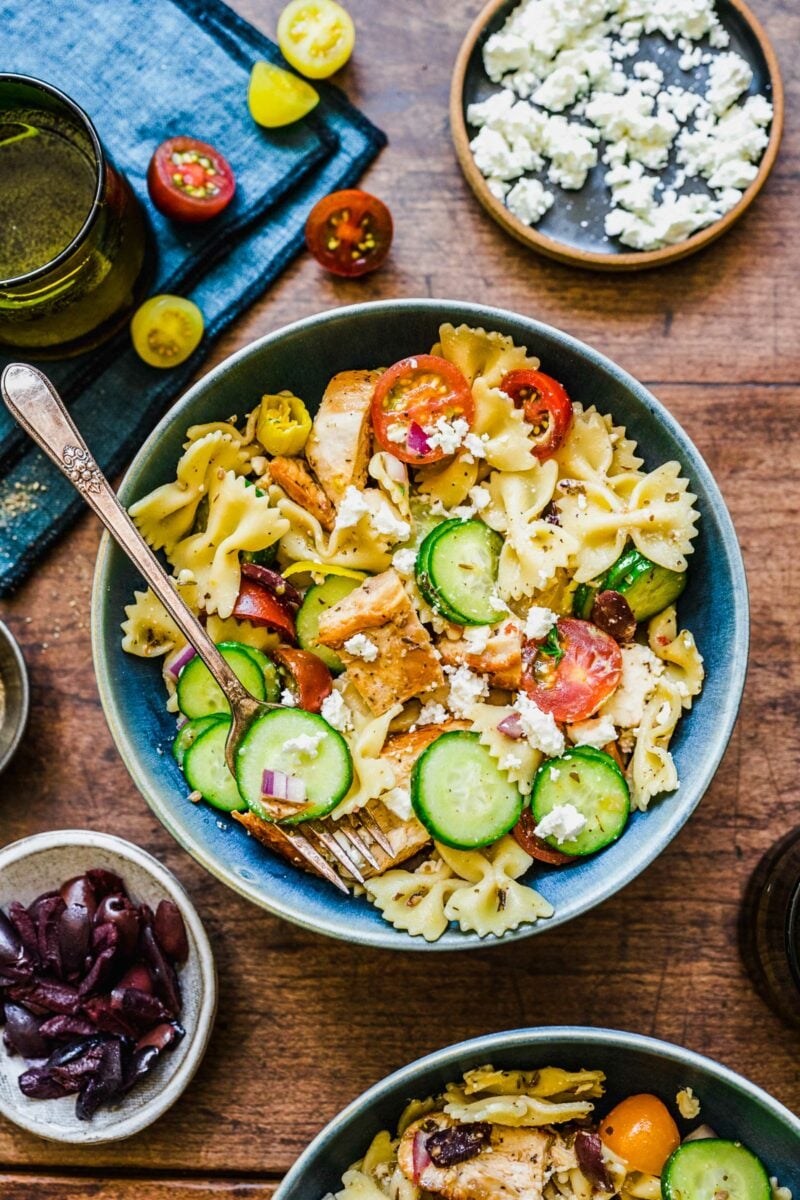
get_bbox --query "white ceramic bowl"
[0,830,216,1144]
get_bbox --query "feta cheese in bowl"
[452,0,783,268]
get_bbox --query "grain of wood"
[0,0,798,1191]
[0,1176,277,1199]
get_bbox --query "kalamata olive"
[3,1003,48,1058]
[39,1014,98,1040]
[136,1020,184,1053]
[154,900,189,963]
[118,963,154,993]
[591,589,637,643]
[75,1039,124,1121]
[140,926,181,1016]
[7,901,40,965]
[18,1067,72,1099]
[426,1122,492,1167]
[111,986,172,1028]
[94,895,140,957]
[575,1131,613,1190]
[60,875,98,919]
[33,895,66,978]
[0,910,24,968]
[84,869,125,900]
[8,978,80,1016]
[59,903,92,981]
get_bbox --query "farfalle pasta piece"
[626,462,699,572]
[170,472,288,617]
[648,605,704,709]
[462,1064,605,1099]
[555,479,627,583]
[485,463,576,598]
[416,453,479,508]
[438,836,553,938]
[472,379,537,471]
[129,431,250,554]
[273,486,395,574]
[442,1083,595,1126]
[184,419,251,448]
[553,404,614,484]
[365,857,463,942]
[369,452,411,518]
[121,582,198,657]
[626,678,683,811]
[434,322,539,388]
[332,687,402,816]
[467,702,542,794]
[599,410,644,475]
[205,615,280,655]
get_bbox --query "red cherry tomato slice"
[371,354,475,465]
[147,137,235,223]
[500,370,573,461]
[305,188,393,277]
[513,808,576,866]
[522,617,622,725]
[272,646,333,713]
[233,579,297,643]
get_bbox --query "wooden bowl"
[0,831,217,1144]
[450,0,784,271]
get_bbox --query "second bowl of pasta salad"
[92,300,748,949]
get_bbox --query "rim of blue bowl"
[91,299,749,950]
[0,619,30,775]
[274,1026,800,1198]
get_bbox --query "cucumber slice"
[662,1140,771,1200]
[417,519,504,626]
[572,582,597,619]
[296,575,361,674]
[236,645,280,701]
[235,709,353,824]
[603,547,686,621]
[411,731,524,849]
[532,747,629,856]
[183,718,246,812]
[176,641,267,718]
[172,714,227,768]
[415,520,469,623]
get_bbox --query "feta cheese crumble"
[445,664,490,717]
[392,547,418,577]
[535,803,587,845]
[320,689,353,732]
[424,416,471,456]
[381,786,413,821]
[524,605,558,640]
[418,701,449,726]
[335,485,372,529]
[283,732,326,758]
[280,688,297,707]
[568,713,617,749]
[343,633,379,663]
[514,692,565,756]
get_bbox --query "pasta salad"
[325,1062,785,1200]
[122,324,704,942]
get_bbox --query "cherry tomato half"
[371,354,475,465]
[147,137,235,223]
[130,295,204,368]
[599,1094,680,1175]
[248,60,319,128]
[233,579,297,643]
[277,0,355,79]
[272,646,333,712]
[522,617,622,725]
[305,188,393,278]
[501,369,573,461]
[513,808,576,866]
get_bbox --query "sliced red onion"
[411,1130,432,1182]
[497,712,524,739]
[407,422,431,456]
[168,645,196,678]
[262,769,307,804]
[575,1131,613,1190]
[240,563,303,612]
[175,715,188,731]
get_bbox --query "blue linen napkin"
[0,0,385,594]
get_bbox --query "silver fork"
[0,363,392,894]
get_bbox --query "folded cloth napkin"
[0,0,385,594]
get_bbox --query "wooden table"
[1,0,799,1194]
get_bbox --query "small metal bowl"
[0,620,29,774]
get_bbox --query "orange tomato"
[599,1094,680,1175]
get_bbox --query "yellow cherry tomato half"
[130,295,204,368]
[248,61,319,128]
[277,0,355,79]
[599,1094,680,1176]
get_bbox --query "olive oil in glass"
[0,75,153,357]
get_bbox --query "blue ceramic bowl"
[274,1028,800,1198]
[91,300,748,950]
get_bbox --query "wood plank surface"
[1,0,799,1192]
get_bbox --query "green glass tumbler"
[0,74,154,358]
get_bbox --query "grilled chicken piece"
[268,456,336,531]
[398,1113,572,1200]
[317,569,444,715]
[437,619,523,690]
[305,369,382,506]
[381,722,470,787]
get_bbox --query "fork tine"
[357,809,394,857]
[282,827,351,895]
[339,818,381,870]
[306,823,367,885]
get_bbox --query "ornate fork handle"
[0,363,255,717]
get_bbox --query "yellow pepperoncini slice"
[256,390,312,456]
[282,561,367,581]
